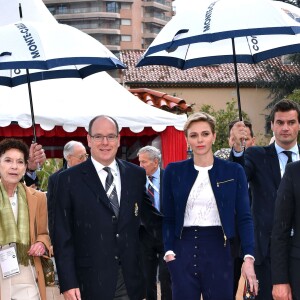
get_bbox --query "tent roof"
[0,72,186,133]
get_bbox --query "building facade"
[43,0,173,54]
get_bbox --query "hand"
[241,258,259,296]
[272,284,292,300]
[28,241,45,257]
[230,121,248,152]
[165,254,175,262]
[27,143,46,170]
[63,288,81,300]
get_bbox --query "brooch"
[134,203,138,216]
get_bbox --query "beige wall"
[152,86,273,144]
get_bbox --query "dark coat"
[271,161,300,284]
[230,143,300,264]
[47,165,67,241]
[53,158,162,300]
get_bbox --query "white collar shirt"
[91,157,121,203]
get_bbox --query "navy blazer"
[231,143,300,264]
[53,158,161,300]
[271,161,300,284]
[162,157,254,257]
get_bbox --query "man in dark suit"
[138,146,172,300]
[47,140,87,241]
[230,99,300,299]
[53,115,161,300]
[271,161,300,300]
[215,120,255,299]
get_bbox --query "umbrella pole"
[231,38,242,121]
[25,69,37,143]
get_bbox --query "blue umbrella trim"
[137,44,300,70]
[0,57,126,71]
[144,26,300,56]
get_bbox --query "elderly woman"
[0,139,51,300]
[163,112,258,300]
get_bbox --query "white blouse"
[183,165,221,227]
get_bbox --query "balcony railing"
[144,12,171,21]
[143,0,171,7]
[51,6,120,15]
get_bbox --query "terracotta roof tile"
[129,87,192,113]
[120,50,300,88]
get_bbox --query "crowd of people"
[0,99,299,300]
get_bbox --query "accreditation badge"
[0,246,20,278]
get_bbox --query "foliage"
[37,158,63,191]
[258,1,300,108]
[286,89,300,102]
[261,62,300,109]
[199,100,250,151]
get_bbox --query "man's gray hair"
[137,146,161,163]
[63,141,85,159]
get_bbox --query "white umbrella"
[137,0,300,120]
[0,1,125,141]
[0,21,124,72]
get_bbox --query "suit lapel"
[159,168,164,212]
[181,160,198,206]
[266,144,281,188]
[80,159,111,211]
[117,159,130,213]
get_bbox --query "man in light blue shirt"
[138,146,172,300]
[230,99,300,300]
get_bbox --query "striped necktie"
[103,167,119,217]
[147,176,155,205]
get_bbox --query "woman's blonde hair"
[184,112,216,137]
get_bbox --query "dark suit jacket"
[140,168,164,244]
[271,161,300,284]
[230,143,300,264]
[24,172,39,187]
[53,158,162,300]
[47,164,67,241]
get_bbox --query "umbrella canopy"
[0,0,125,141]
[137,0,300,120]
[140,0,300,56]
[0,21,125,72]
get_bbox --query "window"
[121,3,131,9]
[121,35,132,42]
[106,2,120,13]
[121,19,131,26]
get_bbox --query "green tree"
[199,100,250,151]
[259,1,300,108]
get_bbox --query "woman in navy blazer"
[162,112,258,300]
